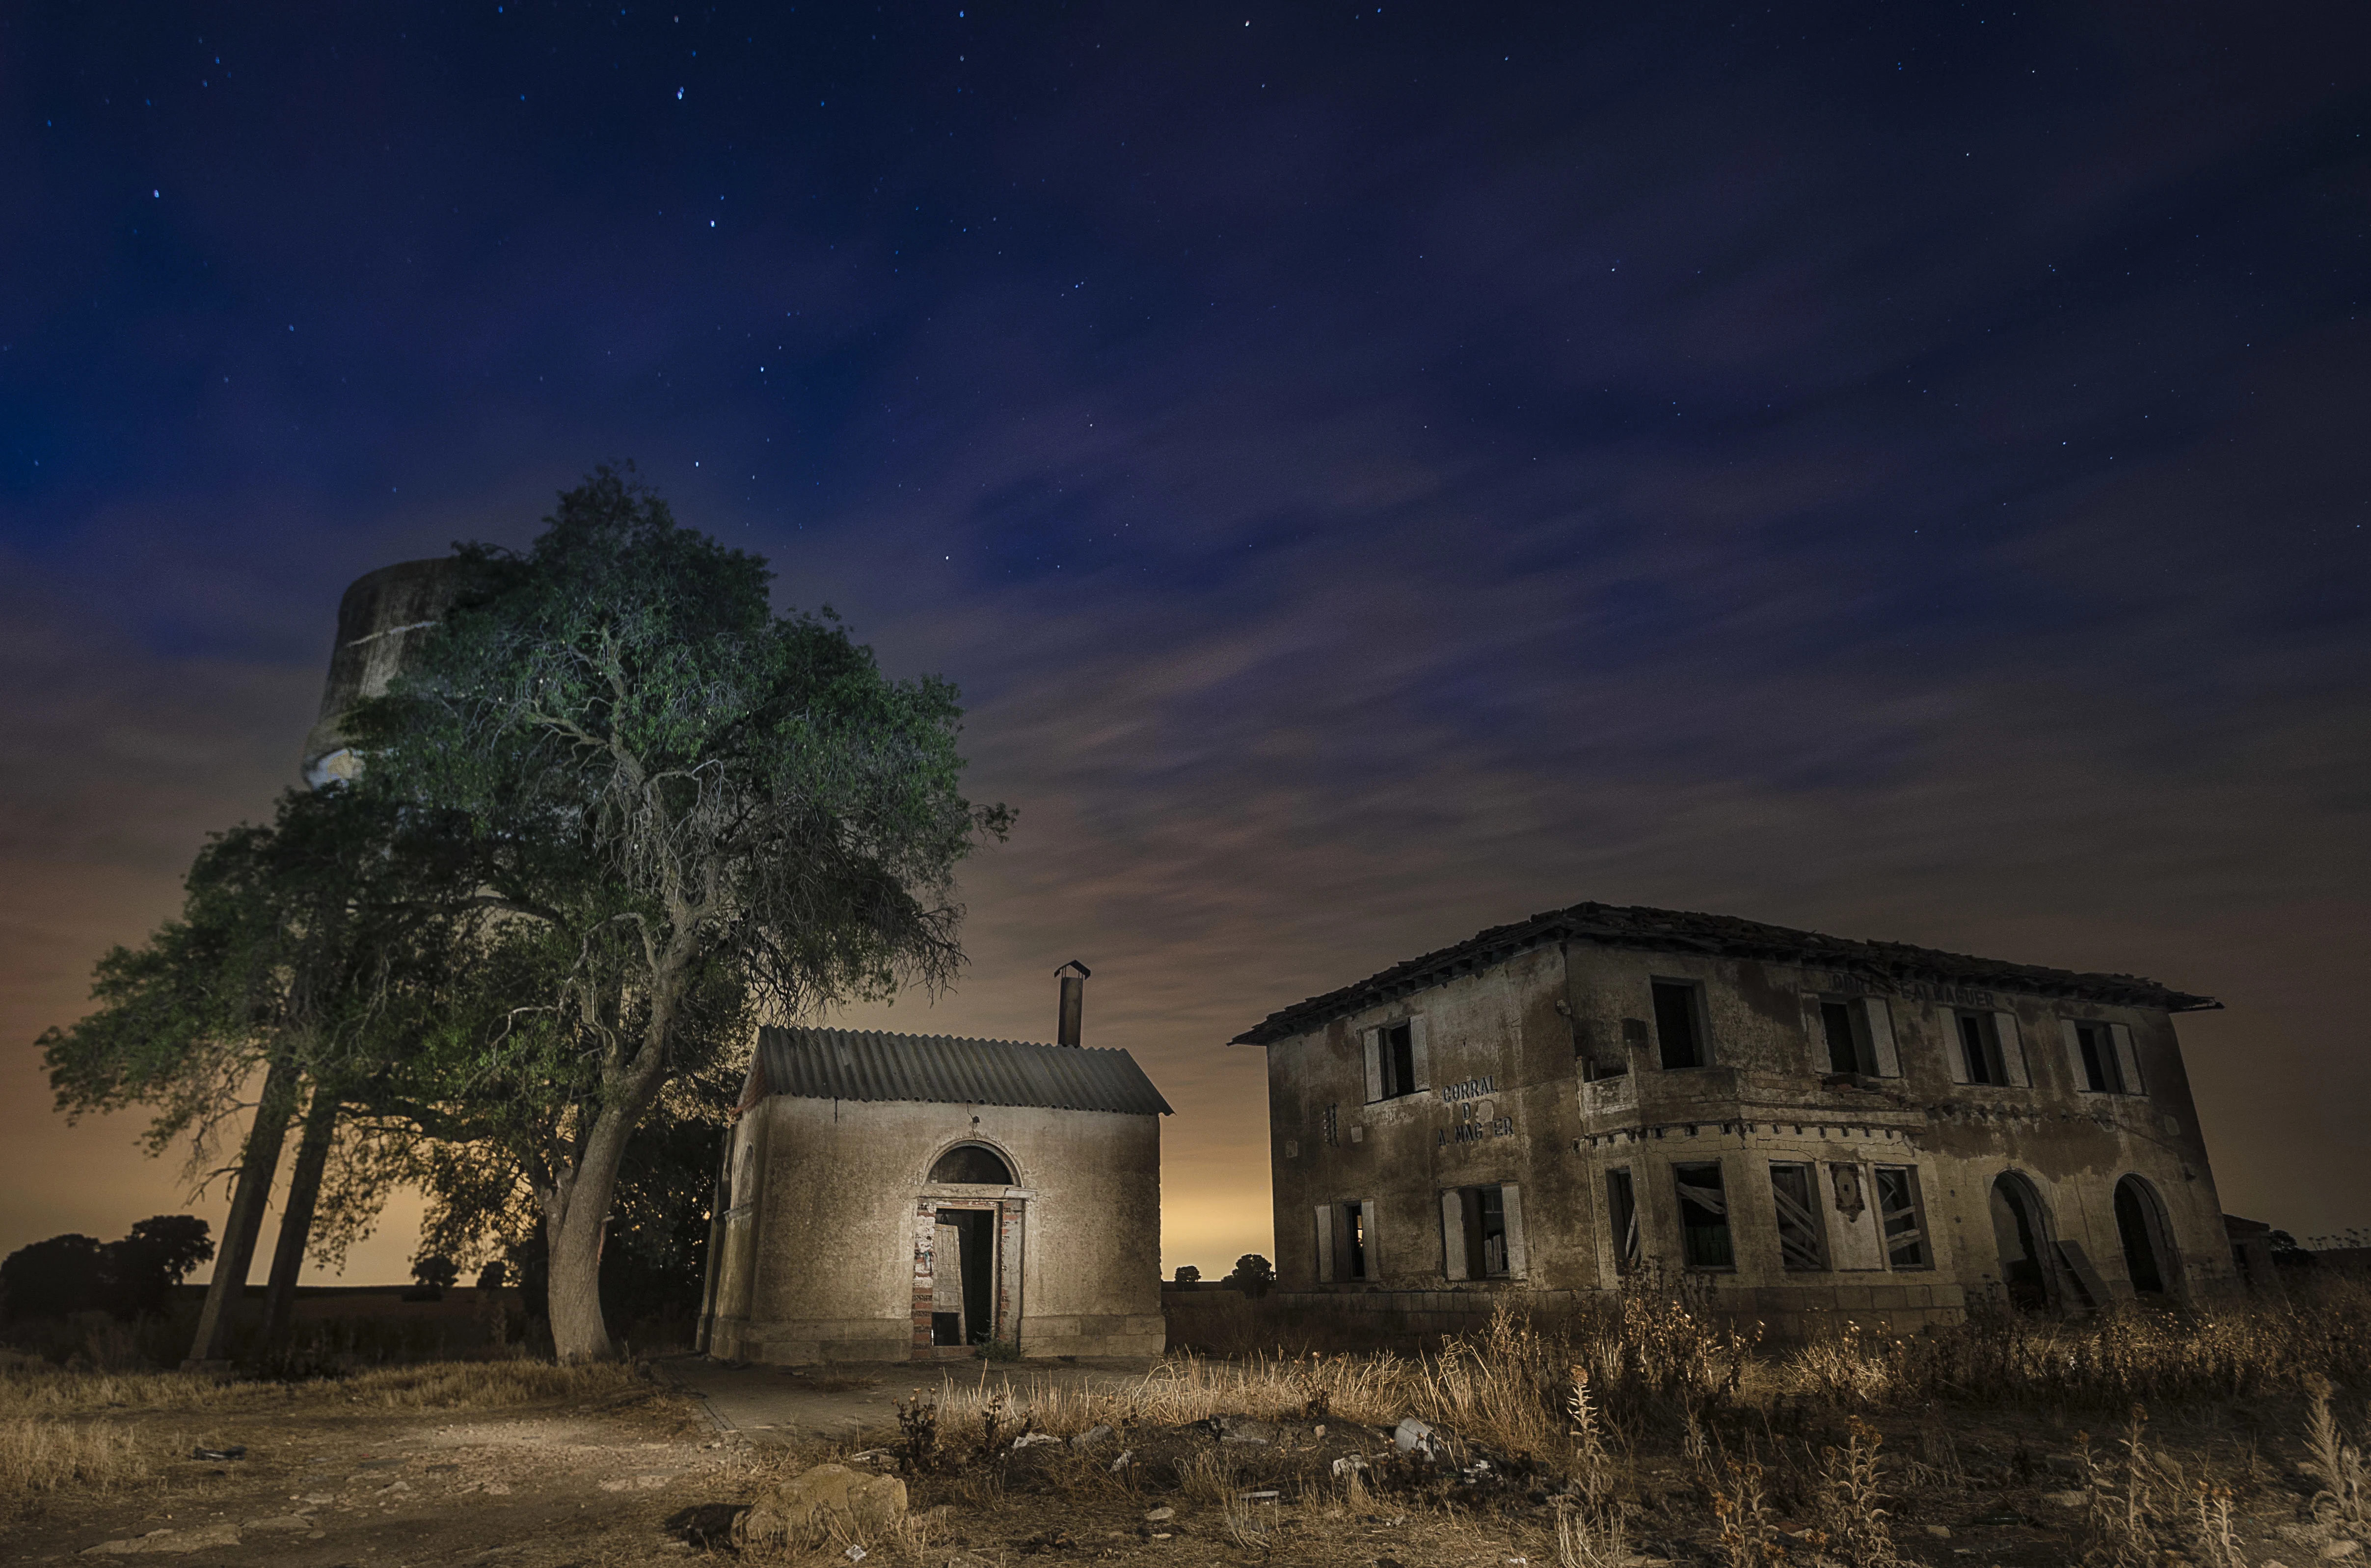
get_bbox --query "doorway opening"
[1989,1172,2056,1311]
[931,1208,997,1347]
[2114,1175,2181,1300]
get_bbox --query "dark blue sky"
[5,1,2366,1276]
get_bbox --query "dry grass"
[0,1356,645,1422]
[0,1417,156,1505]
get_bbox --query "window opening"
[930,1143,1014,1185]
[1771,1162,1828,1271]
[1380,1022,1416,1098]
[1820,1001,1863,1075]
[1875,1166,1929,1269]
[931,1207,996,1345]
[1653,981,1705,1069]
[1673,1161,1732,1268]
[1452,1186,1510,1278]
[1954,1010,2015,1085]
[1605,1169,1640,1275]
[2073,1023,2123,1093]
[1342,1201,1369,1281]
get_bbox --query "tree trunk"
[184,1052,303,1366]
[540,1067,666,1361]
[259,1089,340,1353]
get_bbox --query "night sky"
[4,3,2367,1285]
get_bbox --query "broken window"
[1441,1184,1526,1279]
[2062,1020,2143,1096]
[1948,1010,2027,1087]
[1875,1165,1930,1269]
[1820,1002,1863,1075]
[1673,1161,1733,1269]
[1316,1200,1377,1282]
[1814,995,1901,1078]
[1770,1162,1828,1272]
[1605,1168,1641,1276]
[1652,981,1707,1070]
[929,1143,1015,1185]
[1363,1018,1428,1101]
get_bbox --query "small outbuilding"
[699,996,1171,1364]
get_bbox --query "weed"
[893,1391,941,1475]
[2304,1373,2368,1529]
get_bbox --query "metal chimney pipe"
[1055,960,1091,1047]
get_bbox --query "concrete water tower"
[300,558,457,788]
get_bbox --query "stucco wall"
[1266,937,2235,1337]
[705,1096,1163,1364]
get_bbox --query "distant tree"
[349,467,1009,1360]
[2269,1229,2317,1268]
[102,1216,214,1319]
[1231,1254,1275,1284]
[0,1234,111,1321]
[410,1252,461,1291]
[474,1260,509,1291]
[1173,1265,1201,1285]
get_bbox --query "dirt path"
[8,1381,749,1565]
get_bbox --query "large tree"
[353,467,1009,1360]
[41,784,470,1359]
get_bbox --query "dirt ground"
[5,1357,2355,1568]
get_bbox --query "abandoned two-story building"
[1234,901,2231,1340]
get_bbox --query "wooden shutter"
[1502,1184,1527,1278]
[1944,1011,1971,1084]
[2060,1020,2093,1092]
[1993,1011,2028,1086]
[1314,1205,1335,1283]
[1408,1015,1430,1092]
[1362,1030,1384,1104]
[2109,1024,2145,1095]
[1359,1199,1380,1281]
[1861,998,1900,1077]
[1440,1191,1468,1280]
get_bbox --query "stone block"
[735,1463,908,1549]
[1871,1285,1909,1309]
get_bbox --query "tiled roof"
[1230,900,2218,1046]
[748,1027,1172,1116]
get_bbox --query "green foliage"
[346,466,1009,1354]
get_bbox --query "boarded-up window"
[1674,1161,1732,1269]
[1771,1162,1827,1272]
[1606,1169,1640,1276]
[1653,981,1707,1069]
[1876,1166,1930,1269]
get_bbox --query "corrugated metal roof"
[750,1027,1172,1116]
[1231,899,2219,1047]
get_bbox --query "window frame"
[1769,1160,1830,1272]
[1440,1183,1527,1280]
[2062,1019,2145,1096]
[1650,979,1711,1070]
[1672,1159,1734,1271]
[1361,1015,1431,1103]
[1605,1167,1641,1276]
[1874,1164,1932,1271]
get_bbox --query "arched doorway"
[922,1141,1021,1354]
[1989,1172,2057,1311]
[2113,1175,2182,1301]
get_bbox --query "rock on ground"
[732,1462,909,1549]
